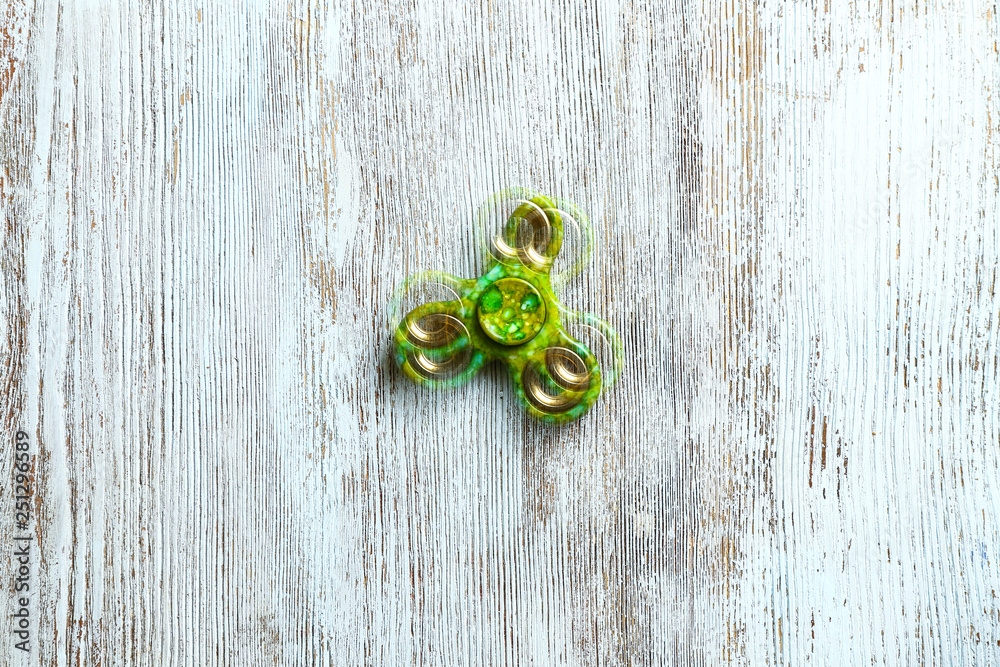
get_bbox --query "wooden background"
[1,0,998,664]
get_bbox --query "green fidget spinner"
[391,189,623,425]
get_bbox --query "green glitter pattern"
[391,189,624,425]
[477,278,546,345]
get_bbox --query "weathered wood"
[0,1,997,664]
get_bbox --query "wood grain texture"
[0,1,997,665]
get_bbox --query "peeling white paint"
[0,1,997,665]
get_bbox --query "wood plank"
[0,1,996,664]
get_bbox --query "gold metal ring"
[522,347,592,413]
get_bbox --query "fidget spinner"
[391,189,623,424]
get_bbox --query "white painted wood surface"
[1,1,998,664]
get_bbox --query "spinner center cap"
[477,277,546,345]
